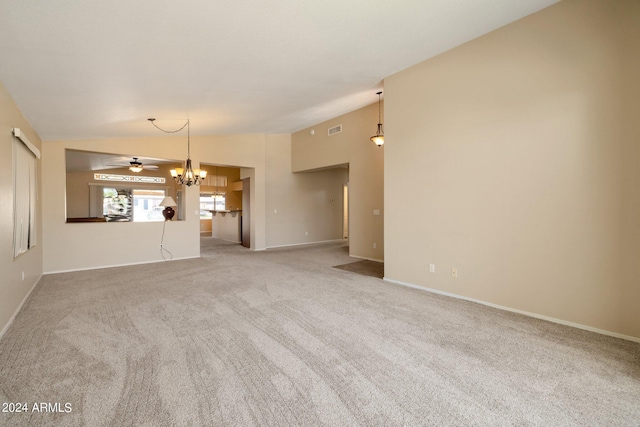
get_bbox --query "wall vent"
[328,124,342,136]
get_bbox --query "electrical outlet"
[373,243,377,249]
[451,268,458,278]
[21,271,25,281]
[305,231,308,236]
[429,264,435,273]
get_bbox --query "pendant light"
[148,118,207,186]
[370,91,384,147]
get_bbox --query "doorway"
[199,165,243,243]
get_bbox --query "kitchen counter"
[209,210,241,242]
[210,209,241,216]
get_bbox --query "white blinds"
[13,139,37,257]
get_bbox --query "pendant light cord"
[148,119,189,134]
[148,118,191,157]
[160,220,174,261]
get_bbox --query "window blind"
[13,139,37,257]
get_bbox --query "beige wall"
[66,170,92,218]
[200,219,212,234]
[291,103,384,261]
[43,133,267,272]
[266,134,347,248]
[384,0,640,339]
[0,82,43,335]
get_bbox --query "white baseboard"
[266,239,344,250]
[350,254,384,263]
[44,256,200,275]
[0,274,42,340]
[384,277,640,344]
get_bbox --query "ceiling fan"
[107,157,159,173]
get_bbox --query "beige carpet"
[1,238,639,426]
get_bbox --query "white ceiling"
[0,0,558,141]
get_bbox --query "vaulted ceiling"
[0,0,558,141]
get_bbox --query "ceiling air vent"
[328,124,342,136]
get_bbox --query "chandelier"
[148,118,207,186]
[370,91,384,147]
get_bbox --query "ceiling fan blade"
[104,157,161,171]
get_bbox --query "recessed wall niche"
[65,149,183,223]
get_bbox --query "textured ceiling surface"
[0,0,557,140]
